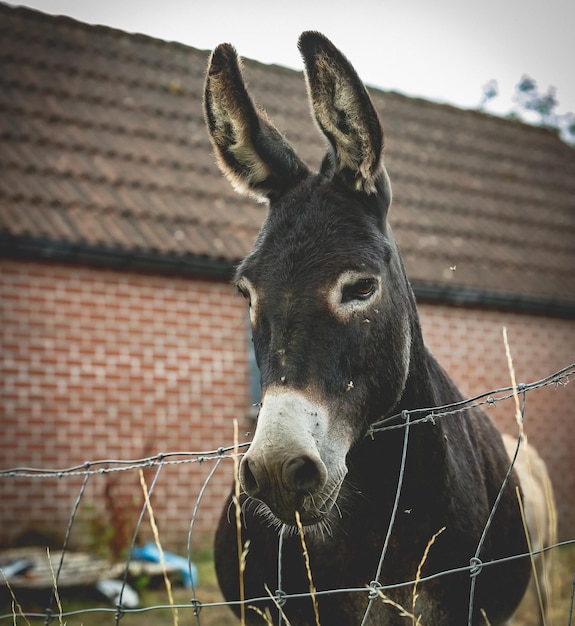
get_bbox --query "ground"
[1,546,573,625]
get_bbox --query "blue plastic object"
[131,543,198,588]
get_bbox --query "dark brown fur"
[204,31,530,625]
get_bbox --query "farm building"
[0,3,574,555]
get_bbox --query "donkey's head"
[205,32,417,528]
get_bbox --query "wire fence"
[1,362,574,625]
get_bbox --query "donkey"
[502,433,557,626]
[204,32,531,625]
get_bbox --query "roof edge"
[2,236,574,318]
[0,235,235,281]
[2,3,201,54]
[412,281,575,320]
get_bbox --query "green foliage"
[76,500,117,559]
[480,75,575,147]
[479,79,499,109]
[515,75,558,123]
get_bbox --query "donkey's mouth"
[254,501,332,530]
[299,478,345,525]
[254,471,346,529]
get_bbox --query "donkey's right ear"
[298,32,386,198]
[204,44,309,202]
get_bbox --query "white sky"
[8,0,575,117]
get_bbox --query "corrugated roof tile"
[0,4,573,304]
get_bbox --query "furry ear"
[204,43,309,202]
[298,31,386,196]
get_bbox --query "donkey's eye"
[237,285,251,303]
[342,279,377,303]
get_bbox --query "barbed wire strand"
[0,446,250,479]
[369,362,573,435]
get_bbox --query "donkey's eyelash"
[236,285,250,300]
[235,279,257,312]
[341,279,378,303]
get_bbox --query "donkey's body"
[205,32,530,625]
[502,434,557,626]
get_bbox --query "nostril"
[284,456,325,495]
[239,457,260,497]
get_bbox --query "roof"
[1,4,574,316]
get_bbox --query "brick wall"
[1,259,573,556]
[418,303,575,540]
[0,259,251,553]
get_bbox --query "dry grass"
[514,544,575,626]
[2,545,573,625]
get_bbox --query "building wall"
[418,302,575,540]
[1,260,573,556]
[0,259,251,553]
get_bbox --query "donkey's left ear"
[204,43,309,202]
[299,32,388,200]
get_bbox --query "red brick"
[1,259,573,551]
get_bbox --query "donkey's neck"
[344,319,455,508]
[400,344,464,415]
[394,297,461,417]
